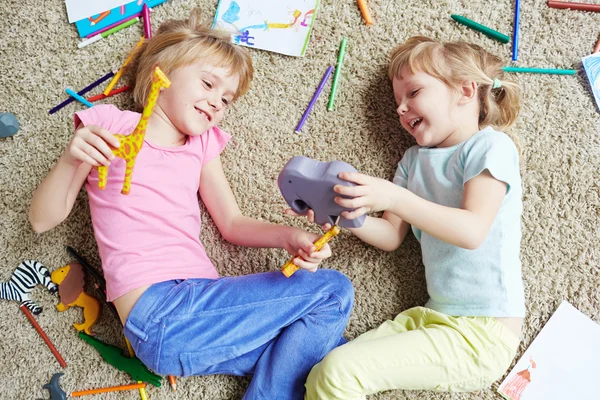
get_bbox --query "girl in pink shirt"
[29,9,353,400]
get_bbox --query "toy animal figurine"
[97,66,171,194]
[278,156,366,229]
[51,263,101,335]
[79,332,162,387]
[38,373,67,400]
[0,112,19,138]
[1,260,58,314]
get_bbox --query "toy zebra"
[1,260,58,314]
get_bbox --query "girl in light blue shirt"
[304,36,525,399]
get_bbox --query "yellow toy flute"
[281,225,341,278]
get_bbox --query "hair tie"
[492,78,502,89]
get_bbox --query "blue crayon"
[65,88,94,108]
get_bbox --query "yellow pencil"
[125,338,149,400]
[103,37,145,96]
[281,225,341,277]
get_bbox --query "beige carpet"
[1,0,599,398]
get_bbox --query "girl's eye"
[222,98,230,106]
[202,80,212,89]
[410,89,420,97]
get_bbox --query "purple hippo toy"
[278,156,366,229]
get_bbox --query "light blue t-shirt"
[393,127,525,318]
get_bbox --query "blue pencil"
[512,0,521,61]
[65,88,94,108]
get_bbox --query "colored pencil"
[72,383,146,397]
[512,0,521,61]
[548,0,600,12]
[143,3,152,39]
[295,65,334,133]
[20,305,67,368]
[357,0,373,26]
[168,375,177,392]
[502,66,577,75]
[88,86,131,102]
[104,37,145,96]
[66,88,94,108]
[451,14,510,43]
[85,13,142,38]
[328,38,348,111]
[78,18,139,49]
[49,71,115,114]
[125,338,149,400]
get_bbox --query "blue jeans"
[123,269,354,400]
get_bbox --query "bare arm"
[335,170,507,250]
[29,124,120,233]
[199,156,331,271]
[348,212,410,252]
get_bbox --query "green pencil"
[451,14,510,44]
[101,17,139,38]
[502,66,577,75]
[328,37,348,111]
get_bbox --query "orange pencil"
[594,35,600,54]
[19,304,67,368]
[168,375,177,391]
[72,383,146,396]
[357,0,373,26]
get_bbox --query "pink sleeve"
[200,126,232,165]
[74,104,140,134]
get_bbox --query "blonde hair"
[388,36,521,138]
[124,8,253,111]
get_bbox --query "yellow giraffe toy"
[97,66,171,194]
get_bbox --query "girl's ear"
[458,80,477,105]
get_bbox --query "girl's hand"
[334,172,396,219]
[282,227,332,273]
[284,208,333,231]
[64,125,120,167]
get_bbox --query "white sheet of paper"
[64,0,132,23]
[212,0,319,57]
[498,301,600,400]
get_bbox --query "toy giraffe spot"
[96,67,171,195]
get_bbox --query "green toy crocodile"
[78,332,162,387]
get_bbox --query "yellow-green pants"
[305,307,519,399]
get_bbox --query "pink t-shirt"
[74,104,230,301]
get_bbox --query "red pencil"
[548,0,600,12]
[19,305,67,368]
[88,86,131,102]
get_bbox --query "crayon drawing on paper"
[212,0,319,57]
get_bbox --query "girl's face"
[392,66,464,148]
[157,61,240,137]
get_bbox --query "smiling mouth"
[409,117,422,130]
[195,107,212,122]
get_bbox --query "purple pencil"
[143,4,152,39]
[295,65,334,133]
[49,71,115,114]
[85,13,142,38]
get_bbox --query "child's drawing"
[582,52,600,112]
[499,357,536,400]
[212,0,319,57]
